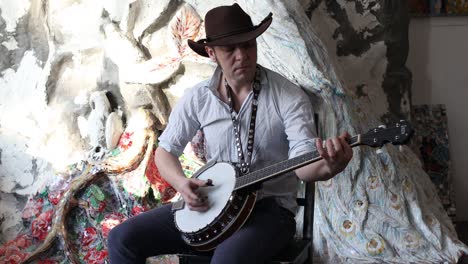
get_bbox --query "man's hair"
[205,46,221,66]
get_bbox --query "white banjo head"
[175,162,237,233]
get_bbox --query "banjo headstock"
[359,120,414,148]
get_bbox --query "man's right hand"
[155,147,211,212]
[175,178,210,212]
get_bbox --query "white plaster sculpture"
[105,108,124,150]
[77,90,123,160]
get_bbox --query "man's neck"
[227,80,253,96]
[219,74,254,112]
[223,72,254,92]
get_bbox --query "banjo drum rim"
[177,191,257,250]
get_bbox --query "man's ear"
[205,46,217,62]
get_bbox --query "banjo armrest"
[172,199,185,212]
[172,160,220,212]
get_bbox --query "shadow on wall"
[408,17,431,104]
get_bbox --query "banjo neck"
[235,119,414,190]
[234,135,362,190]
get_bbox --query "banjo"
[172,120,414,251]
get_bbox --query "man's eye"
[238,41,255,50]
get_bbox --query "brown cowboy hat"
[188,3,273,57]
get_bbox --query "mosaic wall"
[411,104,457,220]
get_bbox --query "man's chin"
[234,67,256,77]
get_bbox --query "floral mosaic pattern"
[145,4,207,75]
[0,110,203,263]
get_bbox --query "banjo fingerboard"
[234,135,360,190]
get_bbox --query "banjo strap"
[225,66,261,175]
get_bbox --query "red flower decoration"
[81,227,98,250]
[118,132,134,151]
[9,234,32,249]
[84,249,108,264]
[89,201,107,215]
[191,130,207,162]
[146,152,177,202]
[31,210,54,241]
[22,197,44,219]
[47,190,64,206]
[46,177,71,206]
[1,245,29,263]
[97,201,107,212]
[101,213,126,238]
[131,205,148,216]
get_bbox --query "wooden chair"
[177,180,315,264]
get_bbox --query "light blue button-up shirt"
[158,65,317,213]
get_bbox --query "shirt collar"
[207,64,267,94]
[207,66,223,95]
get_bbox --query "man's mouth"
[234,65,250,71]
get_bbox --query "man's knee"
[108,221,133,248]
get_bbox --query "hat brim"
[188,14,272,57]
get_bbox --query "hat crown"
[204,4,254,41]
[187,4,272,57]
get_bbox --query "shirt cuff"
[288,138,317,159]
[158,141,184,157]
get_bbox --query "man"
[108,4,353,263]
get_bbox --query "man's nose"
[234,47,249,60]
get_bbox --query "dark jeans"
[108,198,296,264]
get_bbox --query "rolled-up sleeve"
[279,81,317,159]
[158,88,200,157]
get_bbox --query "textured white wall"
[308,1,389,119]
[407,16,468,221]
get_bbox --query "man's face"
[206,39,257,86]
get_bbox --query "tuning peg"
[378,125,387,129]
[376,148,383,154]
